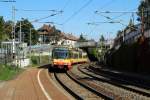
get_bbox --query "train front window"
[53,50,69,59]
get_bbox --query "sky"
[0,0,141,41]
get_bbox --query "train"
[50,46,89,70]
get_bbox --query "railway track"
[66,71,116,100]
[53,71,110,100]
[77,64,150,99]
[89,64,150,89]
[54,72,83,100]
[88,64,150,97]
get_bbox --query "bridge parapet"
[75,41,97,48]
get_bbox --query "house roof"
[38,24,54,35]
[38,24,78,41]
[62,33,78,41]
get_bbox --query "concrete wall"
[13,58,30,68]
[144,29,150,38]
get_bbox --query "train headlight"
[65,62,71,65]
[53,61,57,65]
[64,63,68,65]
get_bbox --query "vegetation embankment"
[105,38,150,74]
[0,64,22,80]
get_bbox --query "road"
[0,67,71,100]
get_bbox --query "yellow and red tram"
[51,46,88,70]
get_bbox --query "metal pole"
[13,6,16,40]
[19,21,22,67]
[12,6,16,61]
[30,28,31,59]
[30,28,31,47]
[141,7,144,36]
[20,21,22,42]
[11,6,13,60]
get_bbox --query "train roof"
[53,45,85,52]
[53,47,69,51]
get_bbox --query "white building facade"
[124,24,142,44]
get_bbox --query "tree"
[137,0,150,29]
[98,35,107,62]
[31,29,39,45]
[4,20,13,39]
[0,16,9,43]
[78,33,86,42]
[116,30,122,37]
[123,19,136,32]
[15,18,39,45]
[99,35,105,42]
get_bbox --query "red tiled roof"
[38,24,78,41]
[38,24,54,35]
[63,33,78,41]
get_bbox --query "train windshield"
[53,50,69,59]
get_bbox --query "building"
[38,24,78,46]
[38,24,56,44]
[113,33,124,49]
[58,33,78,47]
[124,24,142,44]
[98,39,114,51]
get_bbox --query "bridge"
[26,41,97,52]
[75,41,97,48]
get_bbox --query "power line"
[95,10,150,14]
[15,13,62,29]
[62,0,93,25]
[95,11,137,13]
[96,0,117,11]
[35,21,62,25]
[14,8,63,27]
[93,8,139,24]
[88,0,117,34]
[32,13,60,22]
[61,0,71,10]
[93,13,137,30]
[86,8,138,38]
[0,0,16,2]
[14,9,63,29]
[16,9,63,13]
[87,21,121,25]
[93,13,125,25]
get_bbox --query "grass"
[30,55,51,67]
[0,64,22,81]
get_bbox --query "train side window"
[83,55,85,58]
[73,53,75,59]
[75,54,78,58]
[69,52,72,58]
[77,53,79,59]
[83,55,87,58]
